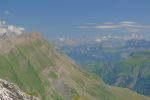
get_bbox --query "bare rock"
[0,79,38,100]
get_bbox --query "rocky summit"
[0,79,38,100]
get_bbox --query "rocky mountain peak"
[0,79,38,100]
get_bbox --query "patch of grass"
[26,90,39,97]
[49,71,58,79]
[51,91,65,100]
[74,95,80,100]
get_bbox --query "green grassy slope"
[87,51,150,96]
[0,33,149,100]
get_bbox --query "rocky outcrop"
[0,79,38,100]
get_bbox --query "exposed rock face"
[0,79,38,100]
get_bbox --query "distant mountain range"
[54,37,150,97]
[124,39,150,49]
[86,51,150,96]
[54,37,150,65]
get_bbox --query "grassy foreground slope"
[0,33,149,100]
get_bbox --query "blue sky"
[0,0,150,39]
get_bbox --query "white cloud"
[95,25,117,29]
[8,25,24,35]
[0,21,6,25]
[120,21,136,24]
[79,21,150,32]
[0,20,25,35]
[0,21,7,34]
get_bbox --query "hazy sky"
[0,0,150,39]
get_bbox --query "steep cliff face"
[0,79,38,100]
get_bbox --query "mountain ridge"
[0,32,149,100]
[86,51,150,96]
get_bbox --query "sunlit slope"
[0,33,149,100]
[87,51,150,96]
